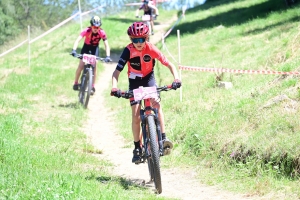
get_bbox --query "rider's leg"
[131,103,143,162]
[132,103,142,142]
[151,100,165,133]
[150,19,154,34]
[152,99,173,154]
[74,59,84,83]
[93,47,99,88]
[93,62,97,86]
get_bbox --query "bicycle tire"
[146,115,162,194]
[147,143,155,183]
[78,74,87,105]
[83,68,92,108]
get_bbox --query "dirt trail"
[84,19,258,200]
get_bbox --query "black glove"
[171,79,182,90]
[104,56,112,62]
[71,49,77,57]
[136,15,139,18]
[111,88,121,98]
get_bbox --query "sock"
[74,81,78,84]
[161,133,166,140]
[134,141,140,149]
[92,84,95,88]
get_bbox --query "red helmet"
[127,22,149,37]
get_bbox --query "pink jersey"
[80,27,107,46]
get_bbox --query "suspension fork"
[140,109,149,157]
[153,108,163,155]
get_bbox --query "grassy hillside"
[0,10,176,199]
[1,0,300,199]
[106,0,300,198]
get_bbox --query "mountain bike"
[112,85,174,194]
[137,14,157,37]
[72,53,104,109]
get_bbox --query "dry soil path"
[83,19,259,200]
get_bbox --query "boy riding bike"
[71,16,112,95]
[110,22,181,163]
[135,0,159,35]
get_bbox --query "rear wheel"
[146,115,162,194]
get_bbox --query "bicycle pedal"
[134,160,142,165]
[163,148,171,156]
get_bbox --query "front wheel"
[146,115,162,194]
[84,68,93,108]
[78,68,92,108]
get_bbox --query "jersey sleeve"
[151,44,170,66]
[116,47,130,72]
[80,29,88,37]
[99,29,107,40]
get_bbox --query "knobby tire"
[84,69,92,108]
[146,115,162,194]
[79,74,87,106]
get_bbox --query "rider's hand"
[111,88,121,98]
[104,56,112,62]
[171,79,182,90]
[71,49,77,57]
[135,15,139,18]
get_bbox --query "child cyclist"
[110,22,181,163]
[135,0,159,35]
[71,16,112,95]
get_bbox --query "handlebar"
[70,53,104,61]
[113,85,174,99]
[136,14,157,20]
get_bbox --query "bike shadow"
[58,102,81,109]
[89,175,155,191]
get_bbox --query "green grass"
[106,0,300,199]
[1,0,300,199]
[0,10,176,199]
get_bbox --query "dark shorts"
[80,44,99,57]
[129,72,157,106]
[144,9,153,16]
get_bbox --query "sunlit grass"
[106,0,300,199]
[1,0,300,199]
[0,8,176,199]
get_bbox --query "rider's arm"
[148,4,159,15]
[116,47,130,72]
[72,35,83,50]
[151,44,180,80]
[112,46,130,88]
[135,8,140,17]
[166,62,180,80]
[112,70,120,88]
[103,39,110,57]
[135,4,144,16]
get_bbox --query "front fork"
[140,107,164,158]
